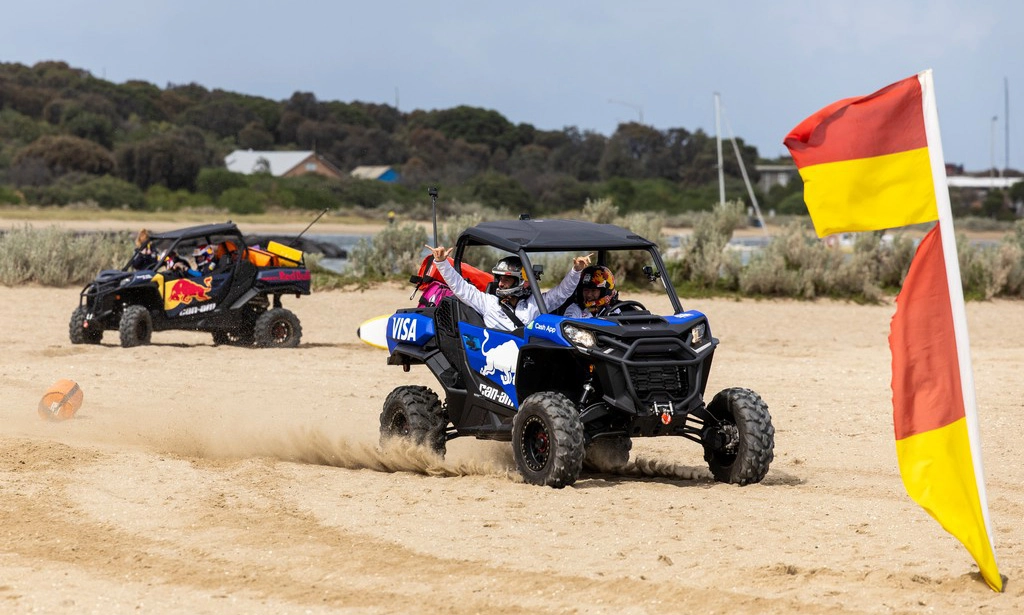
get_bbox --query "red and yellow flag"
[783,75,938,237]
[890,227,1001,591]
[784,70,1003,592]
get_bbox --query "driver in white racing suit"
[426,244,592,331]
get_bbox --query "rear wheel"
[69,306,102,344]
[212,328,255,346]
[379,385,447,456]
[118,305,152,348]
[702,387,774,485]
[512,392,584,488]
[254,308,301,348]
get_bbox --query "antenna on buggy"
[428,187,439,246]
[289,208,328,247]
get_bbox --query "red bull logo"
[166,276,213,309]
[259,270,311,282]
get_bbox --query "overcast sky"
[3,1,1020,172]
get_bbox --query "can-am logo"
[179,302,217,316]
[478,383,513,407]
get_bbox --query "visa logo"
[391,317,418,341]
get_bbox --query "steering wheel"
[598,300,647,317]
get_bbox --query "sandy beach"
[2,280,1023,614]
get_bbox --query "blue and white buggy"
[380,218,774,488]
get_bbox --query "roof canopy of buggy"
[457,219,657,253]
[149,222,243,241]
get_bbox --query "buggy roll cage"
[447,218,684,316]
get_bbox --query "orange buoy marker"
[38,379,83,421]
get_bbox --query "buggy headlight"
[690,323,707,347]
[562,323,596,348]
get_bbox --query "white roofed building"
[946,175,1021,190]
[224,150,343,179]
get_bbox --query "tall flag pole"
[783,69,1004,592]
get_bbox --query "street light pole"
[990,115,998,180]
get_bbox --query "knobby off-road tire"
[118,305,153,348]
[254,308,301,348]
[379,385,447,456]
[702,387,774,485]
[513,392,584,488]
[69,306,102,344]
[583,436,632,472]
[212,328,255,347]
[215,302,262,346]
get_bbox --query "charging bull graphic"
[153,273,214,311]
[478,329,519,386]
[169,277,213,304]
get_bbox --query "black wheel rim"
[135,318,150,340]
[388,411,409,437]
[706,421,739,466]
[520,415,550,472]
[270,319,292,344]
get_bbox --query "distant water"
[305,233,368,273]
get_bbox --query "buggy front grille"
[628,364,688,401]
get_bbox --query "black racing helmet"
[577,265,618,313]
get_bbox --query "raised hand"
[573,252,595,271]
[425,244,454,262]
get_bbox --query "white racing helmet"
[492,256,531,298]
[193,244,215,268]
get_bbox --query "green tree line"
[1,60,1020,219]
[0,60,800,216]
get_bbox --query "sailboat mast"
[715,92,725,205]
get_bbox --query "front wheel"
[118,305,152,348]
[254,308,301,348]
[69,306,103,344]
[379,385,447,455]
[701,387,774,485]
[512,392,584,488]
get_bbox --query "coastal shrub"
[196,167,248,200]
[992,220,1024,297]
[580,197,618,224]
[0,226,130,286]
[144,185,211,211]
[19,173,145,209]
[348,221,428,279]
[863,232,917,290]
[218,187,266,214]
[956,233,995,300]
[738,224,883,301]
[579,197,667,283]
[3,214,1022,302]
[667,200,745,291]
[0,185,23,204]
